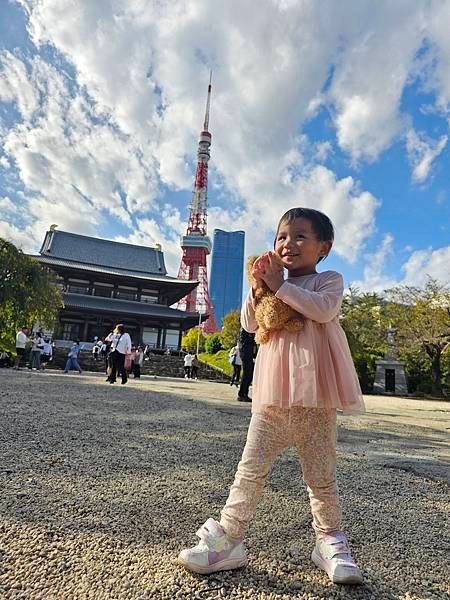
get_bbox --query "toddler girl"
[178,208,365,585]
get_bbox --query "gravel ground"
[1,370,449,600]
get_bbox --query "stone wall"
[48,349,230,382]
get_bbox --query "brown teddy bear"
[247,254,304,344]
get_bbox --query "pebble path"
[0,370,449,599]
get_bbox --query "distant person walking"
[237,329,256,402]
[184,351,193,379]
[28,332,44,371]
[191,355,200,380]
[41,338,53,370]
[14,326,28,369]
[133,346,144,378]
[229,344,242,387]
[107,324,132,384]
[100,338,110,372]
[92,341,101,361]
[125,347,134,375]
[64,340,82,374]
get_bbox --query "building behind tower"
[209,229,245,329]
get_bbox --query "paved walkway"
[0,370,448,599]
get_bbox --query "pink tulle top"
[241,270,365,414]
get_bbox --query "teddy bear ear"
[247,256,258,285]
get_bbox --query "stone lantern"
[373,327,408,395]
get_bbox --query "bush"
[181,327,206,353]
[220,310,240,350]
[205,333,223,354]
[199,350,232,376]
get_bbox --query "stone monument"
[373,326,408,395]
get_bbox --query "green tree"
[205,332,223,354]
[340,287,387,391]
[0,238,63,351]
[385,278,450,396]
[400,345,434,394]
[220,309,240,350]
[181,327,206,353]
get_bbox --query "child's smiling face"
[274,217,332,276]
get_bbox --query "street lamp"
[196,309,204,355]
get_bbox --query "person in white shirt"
[41,338,53,369]
[14,326,29,369]
[92,341,101,361]
[184,351,193,379]
[28,332,44,371]
[107,324,132,384]
[229,345,243,387]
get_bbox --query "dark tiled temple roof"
[34,255,195,286]
[40,230,167,275]
[63,293,200,327]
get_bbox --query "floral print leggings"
[220,407,341,539]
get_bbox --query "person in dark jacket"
[237,328,257,402]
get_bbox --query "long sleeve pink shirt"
[241,270,365,414]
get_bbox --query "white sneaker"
[178,518,247,575]
[312,532,362,584]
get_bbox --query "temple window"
[93,283,113,298]
[116,287,137,301]
[67,279,90,294]
[140,289,159,304]
[164,329,180,349]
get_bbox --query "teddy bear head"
[246,254,284,291]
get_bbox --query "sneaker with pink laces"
[178,518,247,574]
[312,532,363,584]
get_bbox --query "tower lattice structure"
[176,75,218,333]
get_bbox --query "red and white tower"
[176,74,218,333]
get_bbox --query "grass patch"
[199,350,233,376]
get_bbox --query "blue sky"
[1,0,449,292]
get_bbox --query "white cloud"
[0,50,39,120]
[2,0,450,283]
[0,195,17,213]
[402,245,450,286]
[348,234,398,292]
[327,2,426,163]
[406,129,448,183]
[0,220,39,252]
[422,0,450,114]
[0,50,161,245]
[350,239,450,292]
[314,141,333,163]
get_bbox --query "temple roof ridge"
[39,229,167,276]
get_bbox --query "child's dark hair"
[277,207,334,241]
[275,207,334,262]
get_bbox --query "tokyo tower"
[176,74,218,333]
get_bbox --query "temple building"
[32,229,201,349]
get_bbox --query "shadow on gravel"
[1,372,448,599]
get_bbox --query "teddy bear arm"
[284,318,304,332]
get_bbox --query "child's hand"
[261,251,285,293]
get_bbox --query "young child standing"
[178,208,366,585]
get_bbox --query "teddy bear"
[247,254,304,344]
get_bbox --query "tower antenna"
[176,73,218,333]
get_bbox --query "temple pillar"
[82,320,89,342]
